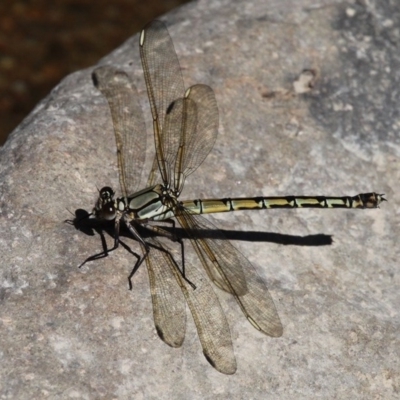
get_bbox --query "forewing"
[139,20,185,186]
[161,97,197,189]
[177,210,283,338]
[175,84,219,192]
[142,239,186,348]
[93,66,146,196]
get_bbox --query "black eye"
[99,186,114,200]
[101,202,116,220]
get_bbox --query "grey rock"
[0,0,398,398]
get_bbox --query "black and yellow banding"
[182,192,386,215]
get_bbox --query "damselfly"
[82,20,385,374]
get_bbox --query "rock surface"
[0,0,398,398]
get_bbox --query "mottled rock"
[0,0,397,398]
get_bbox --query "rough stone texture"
[0,0,398,398]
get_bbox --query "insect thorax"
[121,184,177,221]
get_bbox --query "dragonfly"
[83,20,385,374]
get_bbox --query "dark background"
[0,0,191,145]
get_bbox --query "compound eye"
[99,186,114,201]
[101,202,116,220]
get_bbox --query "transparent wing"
[140,22,219,193]
[159,96,193,187]
[139,20,185,186]
[144,84,219,192]
[176,209,283,338]
[144,236,236,374]
[173,84,218,193]
[148,84,219,192]
[141,240,186,348]
[93,66,146,197]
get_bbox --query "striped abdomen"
[182,192,385,215]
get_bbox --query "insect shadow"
[66,208,333,259]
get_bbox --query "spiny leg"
[121,215,152,290]
[127,248,149,290]
[78,217,141,269]
[145,218,185,265]
[121,215,193,290]
[77,216,121,268]
[145,238,195,290]
[143,219,195,289]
